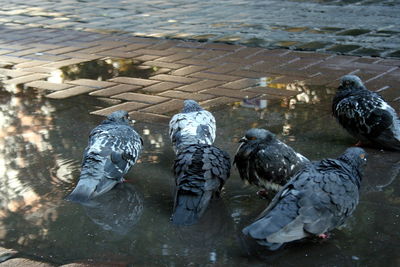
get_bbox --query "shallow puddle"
[0,81,399,266]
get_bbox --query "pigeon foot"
[318,233,330,239]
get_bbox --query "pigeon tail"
[65,176,118,203]
[243,193,307,250]
[65,178,99,203]
[171,188,211,226]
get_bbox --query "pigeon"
[234,128,309,193]
[242,147,367,250]
[332,74,400,151]
[172,144,231,225]
[66,110,143,203]
[169,100,216,153]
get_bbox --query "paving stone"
[89,84,141,97]
[142,61,185,70]
[189,72,240,82]
[134,55,161,61]
[22,66,58,74]
[228,69,266,78]
[174,80,225,92]
[149,74,199,84]
[3,73,48,84]
[245,86,300,97]
[43,58,91,68]
[117,43,151,52]
[97,49,140,58]
[111,92,169,104]
[45,46,84,55]
[171,66,209,76]
[0,258,54,267]
[61,52,102,60]
[13,60,49,69]
[158,90,216,101]
[155,53,194,63]
[135,48,176,57]
[91,102,150,116]
[128,111,170,124]
[0,68,33,78]
[0,55,30,64]
[222,78,259,90]
[202,87,259,99]
[46,86,98,99]
[177,58,219,66]
[109,77,159,86]
[195,50,230,60]
[25,81,73,91]
[141,99,184,114]
[202,43,242,51]
[199,96,238,108]
[6,47,49,57]
[203,63,239,74]
[67,79,117,88]
[141,82,182,93]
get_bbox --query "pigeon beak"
[238,137,247,143]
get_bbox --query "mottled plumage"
[66,110,143,203]
[172,144,231,225]
[169,100,216,153]
[243,147,367,250]
[234,128,309,191]
[333,75,400,150]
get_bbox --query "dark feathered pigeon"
[169,100,216,153]
[66,110,143,203]
[234,128,309,193]
[242,147,367,250]
[172,144,231,225]
[333,75,400,151]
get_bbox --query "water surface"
[0,82,399,266]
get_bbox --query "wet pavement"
[0,0,399,57]
[0,2,399,266]
[1,80,400,266]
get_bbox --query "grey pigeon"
[172,144,231,225]
[169,100,216,153]
[234,128,309,193]
[242,147,367,250]
[333,75,400,151]
[66,110,143,203]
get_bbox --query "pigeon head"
[338,147,368,179]
[105,110,131,124]
[339,75,365,91]
[181,100,203,113]
[241,128,275,143]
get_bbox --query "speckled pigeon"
[234,128,309,193]
[172,144,231,225]
[333,75,400,151]
[66,110,143,203]
[242,147,367,250]
[169,100,216,153]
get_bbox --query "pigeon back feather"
[234,129,309,191]
[333,75,400,150]
[243,147,366,249]
[172,144,230,225]
[66,111,143,203]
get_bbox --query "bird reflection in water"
[81,183,144,235]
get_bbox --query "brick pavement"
[0,25,399,125]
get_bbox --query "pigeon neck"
[337,156,363,187]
